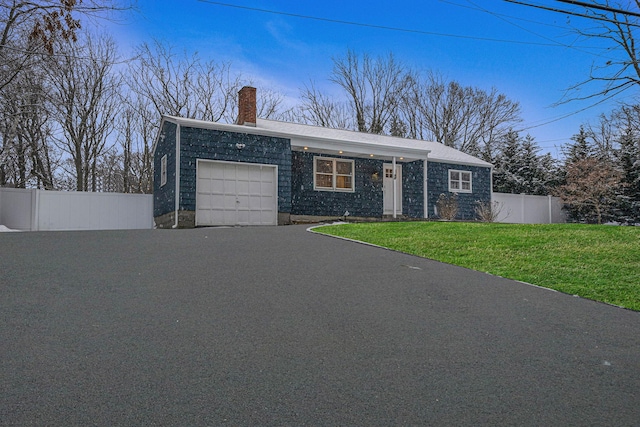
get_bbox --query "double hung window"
[449,170,472,193]
[314,157,354,191]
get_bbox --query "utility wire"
[467,0,582,49]
[197,0,572,46]
[504,0,640,28]
[555,0,640,19]
[471,0,619,60]
[197,0,632,136]
[439,0,569,30]
[514,87,627,132]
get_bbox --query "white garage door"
[196,160,278,226]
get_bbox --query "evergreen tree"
[563,126,593,164]
[519,135,550,195]
[539,153,562,192]
[615,127,640,224]
[493,131,555,195]
[560,128,597,222]
[493,130,521,193]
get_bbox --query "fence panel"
[0,188,35,230]
[0,188,153,231]
[493,193,566,224]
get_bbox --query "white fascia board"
[152,116,170,157]
[427,157,493,168]
[289,136,430,160]
[164,115,268,135]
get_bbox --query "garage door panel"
[209,209,225,225]
[236,179,250,195]
[223,178,237,194]
[210,165,224,179]
[248,167,262,180]
[249,210,263,224]
[236,194,249,209]
[262,181,275,194]
[198,178,212,194]
[235,165,249,180]
[209,178,224,195]
[237,210,251,225]
[247,194,261,207]
[197,195,212,210]
[196,161,277,226]
[249,181,262,195]
[222,194,237,210]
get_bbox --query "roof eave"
[159,115,494,167]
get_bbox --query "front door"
[383,164,402,215]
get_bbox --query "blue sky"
[105,0,639,157]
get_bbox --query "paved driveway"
[1,225,639,426]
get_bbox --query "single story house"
[153,86,493,228]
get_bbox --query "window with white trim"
[314,157,354,191]
[160,155,167,187]
[449,169,472,193]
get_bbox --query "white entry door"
[383,164,402,215]
[196,160,278,226]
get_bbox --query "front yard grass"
[316,222,640,311]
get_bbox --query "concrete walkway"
[1,225,639,426]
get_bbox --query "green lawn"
[316,222,640,311]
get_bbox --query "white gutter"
[173,123,181,229]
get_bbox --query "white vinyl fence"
[493,192,566,224]
[0,188,153,231]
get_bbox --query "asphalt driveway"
[1,225,639,426]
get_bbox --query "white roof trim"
[159,115,493,167]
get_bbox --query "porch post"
[392,156,397,219]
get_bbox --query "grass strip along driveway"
[317,222,640,311]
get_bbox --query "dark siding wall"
[403,160,424,218]
[153,121,177,217]
[178,126,292,213]
[427,162,492,220]
[291,151,384,217]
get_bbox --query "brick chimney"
[236,86,257,126]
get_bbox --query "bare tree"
[46,32,121,191]
[126,40,246,122]
[406,72,521,157]
[0,0,132,190]
[558,0,640,102]
[554,157,621,224]
[0,0,132,92]
[330,50,414,134]
[293,81,354,129]
[0,61,58,188]
[293,51,520,159]
[113,99,155,194]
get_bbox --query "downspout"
[392,156,397,219]
[173,123,181,229]
[490,165,494,207]
[423,156,429,219]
